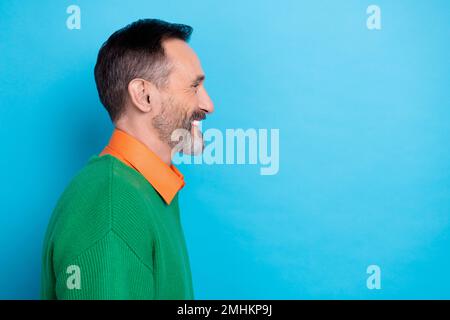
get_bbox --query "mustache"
[190,110,206,122]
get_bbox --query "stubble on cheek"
[152,97,189,148]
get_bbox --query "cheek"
[179,93,200,115]
[186,91,199,107]
[167,95,193,126]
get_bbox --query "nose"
[199,87,214,114]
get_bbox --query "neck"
[115,119,172,166]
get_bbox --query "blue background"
[0,0,449,299]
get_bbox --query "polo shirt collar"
[99,128,185,205]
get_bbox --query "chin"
[170,123,205,156]
[181,123,204,155]
[182,135,204,155]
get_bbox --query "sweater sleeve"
[54,231,155,300]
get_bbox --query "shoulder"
[49,155,156,273]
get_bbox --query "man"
[41,19,214,299]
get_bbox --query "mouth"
[191,120,201,127]
[184,112,206,155]
[190,120,203,136]
[190,111,206,129]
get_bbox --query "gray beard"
[152,97,204,156]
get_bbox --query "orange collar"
[99,128,185,205]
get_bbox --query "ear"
[127,78,160,113]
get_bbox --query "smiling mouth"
[190,111,206,128]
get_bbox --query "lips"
[191,110,206,121]
[186,110,206,130]
[189,110,206,129]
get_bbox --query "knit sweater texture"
[41,155,194,299]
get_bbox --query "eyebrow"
[191,75,205,87]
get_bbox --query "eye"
[192,84,200,93]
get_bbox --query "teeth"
[192,120,200,126]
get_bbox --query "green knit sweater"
[41,155,194,299]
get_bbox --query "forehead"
[162,38,203,80]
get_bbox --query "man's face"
[152,38,214,155]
